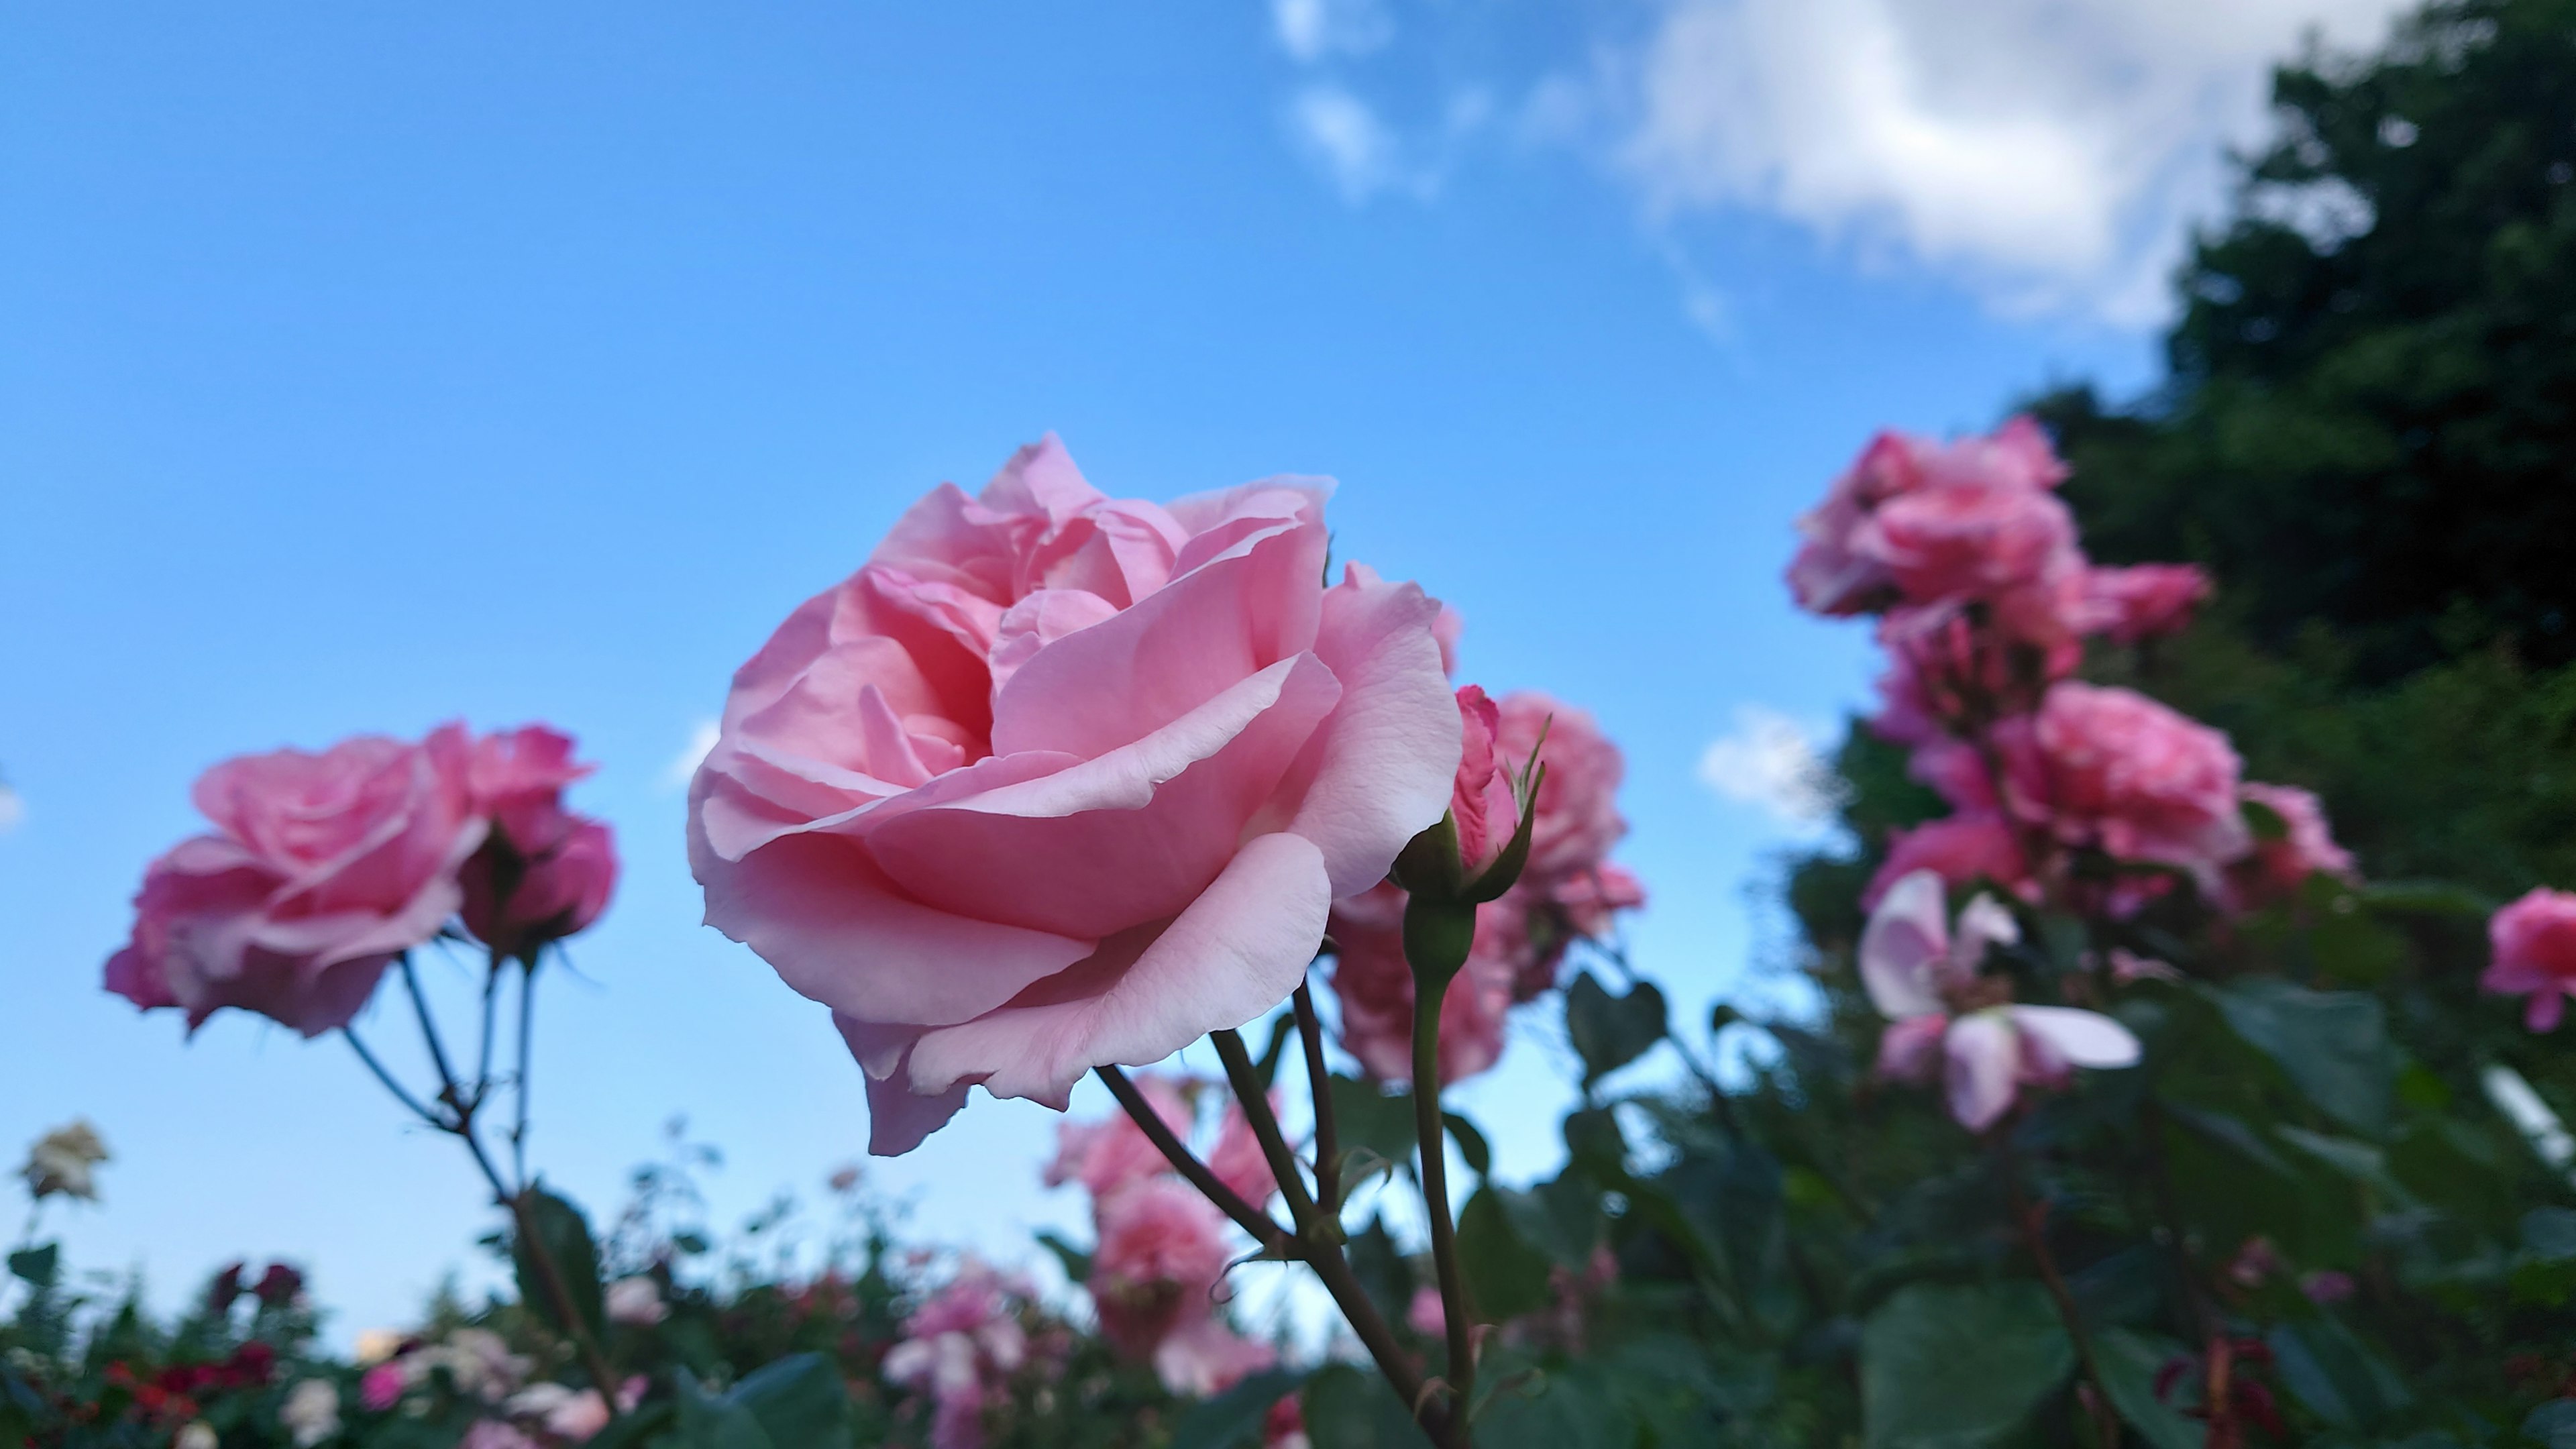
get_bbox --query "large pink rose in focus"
[689,437,1460,1155]
[1324,883,1513,1085]
[2482,888,2576,1032]
[105,730,485,1036]
[457,725,619,961]
[1995,683,2251,877]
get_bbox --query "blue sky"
[0,0,2391,1343]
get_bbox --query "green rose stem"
[1291,982,1342,1214]
[1405,927,1477,1449]
[340,951,623,1412]
[1099,1058,1460,1446]
[2000,1140,2117,1448]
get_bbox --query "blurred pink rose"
[1151,1317,1275,1398]
[2082,564,2211,643]
[1788,417,2070,616]
[1495,692,1627,886]
[688,437,1460,1154]
[1856,476,2081,614]
[457,726,618,961]
[2483,888,2576,1031]
[1864,816,2031,910]
[1325,883,1513,1085]
[358,1364,406,1413]
[1406,1285,1447,1337]
[886,1264,1032,1449]
[1087,1177,1233,1362]
[1044,1077,1275,1207]
[2223,783,2358,911]
[1264,1397,1309,1449]
[105,730,484,1036]
[460,1423,538,1449]
[1863,871,2138,1131]
[1995,683,2251,878]
[1506,863,1648,1002]
[1448,686,1519,878]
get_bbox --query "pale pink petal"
[1875,1014,1949,1082]
[905,832,1333,1108]
[1947,892,2020,974]
[835,1016,971,1156]
[2008,1005,2141,1069]
[1858,869,1951,1020]
[1273,564,1462,898]
[1943,1012,2023,1132]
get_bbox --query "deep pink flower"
[1994,683,2251,879]
[457,726,617,961]
[1857,479,2080,612]
[1863,871,2138,1131]
[358,1364,406,1413]
[2483,888,2576,1031]
[1788,417,2072,616]
[2222,783,2358,911]
[2082,564,2211,644]
[1864,816,2031,910]
[688,437,1460,1155]
[1087,1178,1233,1363]
[105,731,484,1036]
[1448,686,1519,878]
[1324,883,1513,1086]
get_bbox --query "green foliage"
[1860,1283,2074,1448]
[511,1188,606,1342]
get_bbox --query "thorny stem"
[2004,1151,2119,1448]
[1293,983,1343,1214]
[1106,1057,1460,1446]
[1210,1028,1326,1236]
[1411,986,1476,1448]
[374,953,621,1410]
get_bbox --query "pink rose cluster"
[686,437,1462,1155]
[2482,888,2576,1032]
[1784,418,2353,918]
[881,1263,1048,1449]
[1042,1078,1285,1403]
[1325,688,1646,1086]
[107,724,616,1036]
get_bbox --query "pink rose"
[2482,888,2576,1031]
[1264,1397,1309,1449]
[1495,692,1627,886]
[1448,686,1519,878]
[1994,683,2251,878]
[688,438,1460,1154]
[457,726,619,961]
[1087,1177,1233,1361]
[359,1364,406,1413]
[1862,870,2138,1130]
[2222,783,2358,912]
[1151,1317,1275,1398]
[1863,816,2030,910]
[460,1423,539,1449]
[105,730,484,1036]
[1044,1077,1276,1207]
[2082,564,2210,644]
[886,1263,1032,1449]
[1506,863,1647,1002]
[1324,883,1513,1085]
[1856,479,2080,612]
[1787,417,2070,616]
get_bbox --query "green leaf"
[584,1402,676,1449]
[676,1372,773,1449]
[1301,1363,1435,1446]
[1443,1112,1491,1179]
[5,1245,58,1289]
[1169,1366,1311,1449]
[2241,796,2289,841]
[1479,1364,1630,1449]
[1034,1230,1093,1284]
[511,1187,606,1341]
[2359,880,2498,918]
[1456,1188,1553,1322]
[2267,1318,2410,1431]
[1329,1075,1419,1175]
[1345,1217,1417,1328]
[1564,973,1667,1089]
[727,1354,849,1449]
[1860,1282,2074,1449]
[2212,978,2394,1136]
[1496,1175,1603,1269]
[2525,1208,2576,1261]
[2093,1329,2204,1449]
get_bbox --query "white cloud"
[1289,85,1415,202]
[661,721,720,793]
[1613,0,2412,319]
[1696,707,1843,827]
[1271,0,1391,63]
[0,782,21,833]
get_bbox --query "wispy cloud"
[1613,0,2412,321]
[662,721,720,793]
[1695,706,1844,828]
[1270,0,1391,63]
[0,780,21,834]
[1287,85,1427,203]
